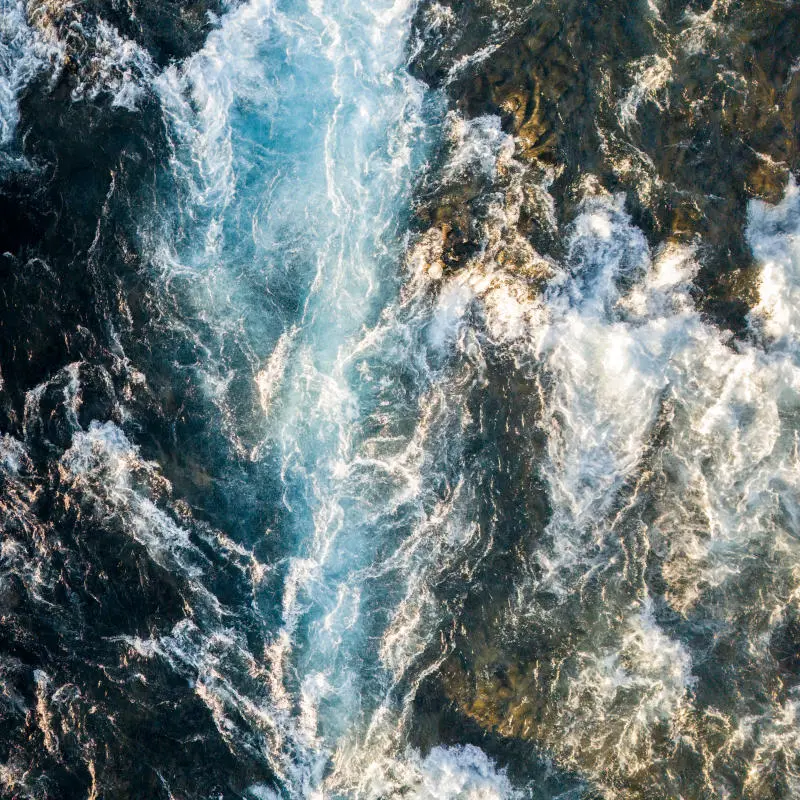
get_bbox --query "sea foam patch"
[0,0,53,145]
[748,177,800,345]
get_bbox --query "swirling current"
[1,0,800,798]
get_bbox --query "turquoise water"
[136,0,521,794]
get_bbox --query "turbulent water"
[1,0,800,797]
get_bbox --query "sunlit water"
[116,0,519,795]
[3,0,800,797]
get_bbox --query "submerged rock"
[409,0,800,334]
[404,8,800,787]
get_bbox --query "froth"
[748,177,800,345]
[0,0,53,146]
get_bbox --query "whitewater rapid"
[4,0,800,797]
[124,0,520,795]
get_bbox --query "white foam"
[255,328,295,416]
[0,0,53,146]
[442,113,514,184]
[618,54,672,129]
[428,276,474,349]
[488,179,800,787]
[61,421,201,575]
[562,598,695,773]
[329,741,519,800]
[420,2,455,36]
[69,19,154,110]
[0,433,27,473]
[681,0,731,56]
[2,0,154,144]
[738,696,800,797]
[375,167,800,791]
[414,745,518,800]
[748,177,800,344]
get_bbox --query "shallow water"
[2,0,800,797]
